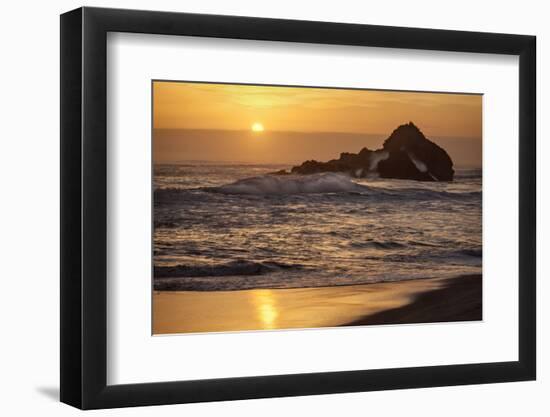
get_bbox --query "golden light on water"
[252,290,279,329]
[251,122,265,133]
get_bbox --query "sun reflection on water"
[252,290,279,329]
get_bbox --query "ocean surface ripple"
[154,163,482,291]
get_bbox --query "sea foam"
[210,172,367,195]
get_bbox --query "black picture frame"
[60,6,536,410]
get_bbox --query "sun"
[251,122,265,133]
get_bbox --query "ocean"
[153,163,482,291]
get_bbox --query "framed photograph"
[60,7,536,409]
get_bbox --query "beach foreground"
[153,274,481,334]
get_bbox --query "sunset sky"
[153,81,482,166]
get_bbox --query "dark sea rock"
[287,122,454,181]
[289,148,376,177]
[270,169,291,175]
[379,122,454,181]
[377,149,433,181]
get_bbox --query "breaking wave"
[155,174,481,203]
[154,259,304,278]
[208,173,367,195]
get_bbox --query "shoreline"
[153,274,481,335]
[344,274,481,326]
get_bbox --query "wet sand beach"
[153,274,481,335]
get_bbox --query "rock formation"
[378,122,454,181]
[280,122,454,181]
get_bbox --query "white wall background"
[0,0,546,415]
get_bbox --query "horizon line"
[153,159,483,168]
[153,127,481,140]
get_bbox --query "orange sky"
[153,81,482,165]
[153,81,482,137]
